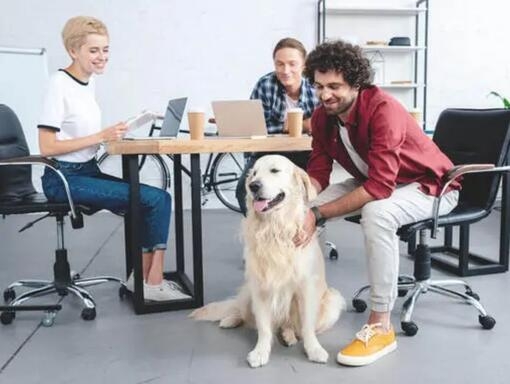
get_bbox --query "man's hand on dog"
[294,209,316,247]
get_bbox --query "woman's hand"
[100,122,128,142]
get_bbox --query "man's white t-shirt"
[284,94,299,119]
[38,70,101,162]
[338,119,369,177]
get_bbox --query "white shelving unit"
[379,83,423,89]
[317,0,429,130]
[361,45,426,52]
[324,7,426,15]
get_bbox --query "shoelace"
[163,280,184,292]
[355,323,383,346]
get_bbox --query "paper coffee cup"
[409,108,422,124]
[287,107,304,137]
[188,109,205,140]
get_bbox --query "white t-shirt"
[338,119,369,177]
[284,94,299,117]
[38,70,101,162]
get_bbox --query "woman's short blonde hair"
[61,16,108,52]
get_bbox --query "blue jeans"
[42,158,171,252]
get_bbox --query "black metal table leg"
[190,154,204,307]
[122,152,203,313]
[122,155,144,312]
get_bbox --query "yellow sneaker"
[336,323,397,366]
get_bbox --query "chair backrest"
[0,104,36,201]
[433,108,510,210]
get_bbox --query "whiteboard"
[0,46,49,191]
[0,46,49,155]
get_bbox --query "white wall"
[0,0,317,131]
[427,0,510,126]
[1,0,509,205]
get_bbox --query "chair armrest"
[0,155,78,220]
[431,163,510,238]
[0,155,58,168]
[444,164,495,182]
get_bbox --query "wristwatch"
[310,206,326,227]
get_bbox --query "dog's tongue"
[253,199,269,213]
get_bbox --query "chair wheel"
[329,248,339,260]
[41,311,57,327]
[3,288,15,303]
[1,311,15,325]
[401,321,419,336]
[398,289,408,297]
[119,285,129,299]
[466,291,480,301]
[479,315,496,330]
[352,298,367,313]
[81,307,96,321]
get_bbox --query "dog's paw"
[305,344,329,364]
[247,348,270,368]
[280,327,298,347]
[219,314,242,328]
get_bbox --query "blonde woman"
[38,16,188,301]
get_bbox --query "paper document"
[126,110,156,131]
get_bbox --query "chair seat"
[345,203,491,241]
[0,192,99,215]
[0,192,72,215]
[398,204,491,240]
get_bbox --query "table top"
[106,136,312,155]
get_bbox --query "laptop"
[126,97,187,140]
[211,99,268,138]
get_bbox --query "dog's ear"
[294,166,317,202]
[244,167,254,196]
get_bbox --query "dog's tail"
[316,287,346,334]
[189,298,244,328]
[189,299,236,321]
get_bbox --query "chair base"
[352,275,496,336]
[407,223,509,277]
[1,274,123,326]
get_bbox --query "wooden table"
[107,136,312,313]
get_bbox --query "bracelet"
[310,206,326,227]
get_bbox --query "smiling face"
[313,70,359,118]
[68,33,109,78]
[274,47,305,94]
[246,155,295,214]
[246,155,316,215]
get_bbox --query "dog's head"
[245,155,316,215]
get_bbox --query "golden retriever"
[190,155,345,368]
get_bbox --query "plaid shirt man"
[250,72,318,134]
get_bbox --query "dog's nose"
[249,180,262,193]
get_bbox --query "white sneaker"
[124,273,190,301]
[144,281,191,301]
[124,273,135,292]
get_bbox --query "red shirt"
[308,86,459,199]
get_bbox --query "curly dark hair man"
[297,39,461,367]
[304,40,372,88]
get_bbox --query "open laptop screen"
[160,97,188,137]
[212,99,267,138]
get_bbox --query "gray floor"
[1,210,509,384]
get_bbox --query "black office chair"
[0,104,122,326]
[349,108,510,336]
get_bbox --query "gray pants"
[312,178,459,312]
